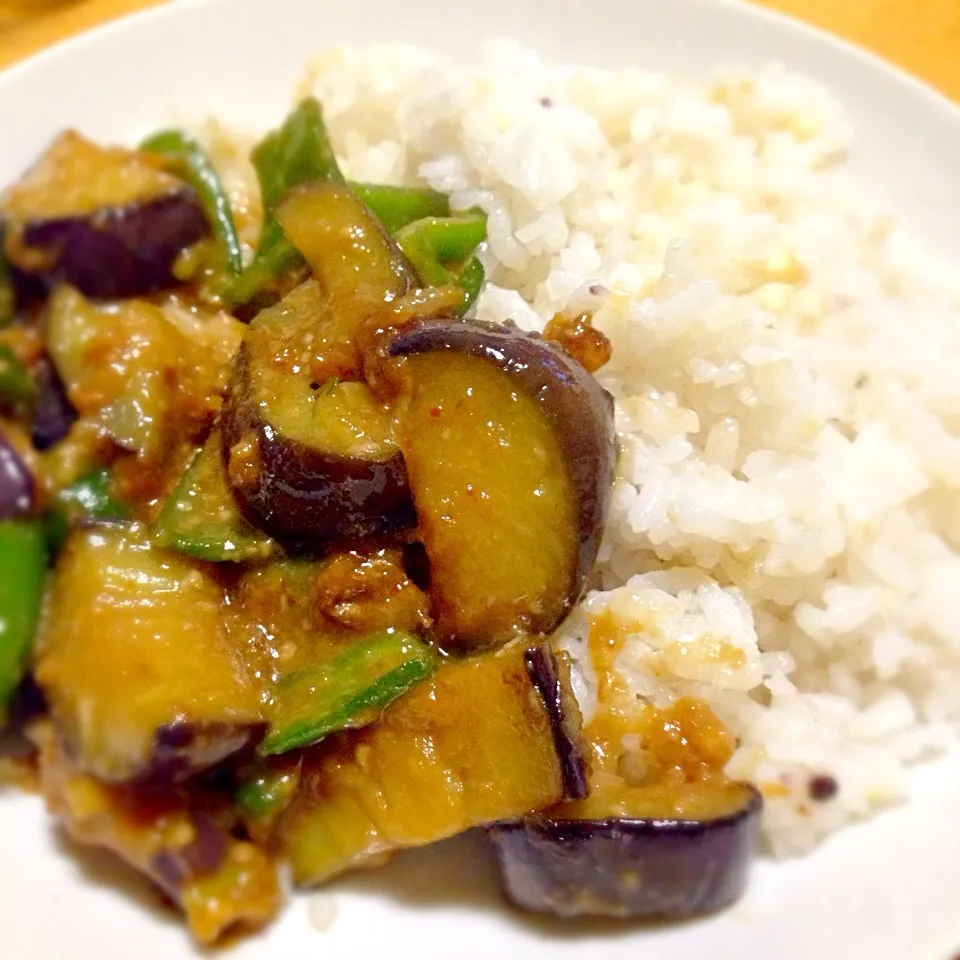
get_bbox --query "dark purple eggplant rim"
[388,319,617,621]
[15,189,208,300]
[491,782,763,834]
[524,645,588,802]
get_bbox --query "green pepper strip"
[45,468,127,553]
[395,211,488,313]
[351,183,450,235]
[235,764,301,820]
[227,98,345,305]
[226,97,470,306]
[0,521,46,719]
[139,129,243,277]
[259,630,439,756]
[0,346,33,407]
[153,433,275,563]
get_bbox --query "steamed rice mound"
[256,40,960,855]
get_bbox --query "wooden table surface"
[0,0,958,100]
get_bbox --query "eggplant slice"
[388,320,616,650]
[489,784,762,920]
[34,526,265,783]
[278,643,585,886]
[222,183,422,542]
[2,131,208,298]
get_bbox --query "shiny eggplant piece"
[29,357,76,451]
[34,526,265,783]
[35,725,282,945]
[222,182,421,541]
[489,783,762,920]
[278,643,585,885]
[0,429,34,519]
[223,327,413,541]
[2,132,208,298]
[388,320,616,649]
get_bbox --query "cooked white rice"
[220,40,960,856]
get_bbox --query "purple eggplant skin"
[15,190,208,299]
[0,431,34,519]
[525,646,588,802]
[221,344,415,542]
[142,720,268,788]
[488,785,762,920]
[387,319,617,612]
[30,357,76,451]
[151,811,229,899]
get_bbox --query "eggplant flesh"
[277,643,585,886]
[489,785,762,919]
[387,319,616,649]
[34,526,265,783]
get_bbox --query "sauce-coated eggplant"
[2,132,208,298]
[489,783,762,919]
[388,320,616,649]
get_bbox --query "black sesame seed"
[539,96,554,108]
[808,774,839,802]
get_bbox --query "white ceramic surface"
[2,1,959,957]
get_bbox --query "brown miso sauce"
[556,609,748,821]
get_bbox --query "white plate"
[2,1,960,957]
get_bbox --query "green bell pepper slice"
[0,520,46,720]
[140,129,244,279]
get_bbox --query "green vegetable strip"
[253,97,346,209]
[45,468,128,553]
[0,346,33,406]
[235,765,300,820]
[227,97,480,306]
[259,630,439,756]
[395,212,487,263]
[351,183,450,235]
[456,257,486,312]
[395,211,488,313]
[140,129,243,277]
[228,98,345,305]
[154,432,274,563]
[0,521,46,719]
[57,468,125,519]
[225,220,303,307]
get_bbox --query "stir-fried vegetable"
[350,182,450,233]
[395,211,487,312]
[0,89,769,953]
[154,428,275,562]
[260,629,439,755]
[35,527,265,783]
[279,643,585,885]
[140,129,244,280]
[0,345,33,407]
[226,97,486,309]
[29,357,75,451]
[45,467,128,552]
[0,520,46,719]
[227,97,345,305]
[2,132,209,299]
[0,431,34,520]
